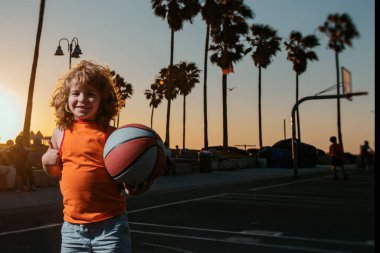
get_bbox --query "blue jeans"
[61,213,132,253]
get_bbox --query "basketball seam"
[112,142,158,180]
[147,142,164,182]
[104,135,155,159]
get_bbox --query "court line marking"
[0,173,373,249]
[0,223,62,237]
[249,175,331,191]
[130,221,282,236]
[131,229,351,253]
[127,193,227,214]
[0,194,227,237]
[130,221,373,247]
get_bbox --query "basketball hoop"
[342,67,352,101]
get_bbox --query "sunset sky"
[0,0,375,155]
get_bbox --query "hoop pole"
[291,92,367,178]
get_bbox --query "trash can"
[198,151,212,173]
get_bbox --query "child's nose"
[78,93,87,101]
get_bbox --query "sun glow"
[0,86,23,143]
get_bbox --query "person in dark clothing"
[163,141,176,175]
[11,136,36,192]
[359,140,373,172]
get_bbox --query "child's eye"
[87,92,98,97]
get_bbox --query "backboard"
[342,67,352,101]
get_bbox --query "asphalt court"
[128,172,374,253]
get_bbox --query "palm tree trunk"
[258,67,263,148]
[203,24,210,149]
[183,95,186,149]
[22,0,45,146]
[165,29,175,146]
[222,74,228,150]
[296,73,301,142]
[335,52,344,152]
[150,107,154,128]
[166,99,171,146]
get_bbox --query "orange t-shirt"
[59,121,125,224]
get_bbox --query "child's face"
[68,83,101,121]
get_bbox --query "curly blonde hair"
[51,60,121,130]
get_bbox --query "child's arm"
[42,128,63,179]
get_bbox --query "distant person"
[328,136,349,180]
[41,60,147,252]
[163,141,176,175]
[359,140,374,172]
[0,147,16,191]
[11,136,36,192]
[175,144,181,157]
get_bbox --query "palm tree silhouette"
[110,71,133,128]
[144,83,164,128]
[22,0,45,145]
[175,61,201,149]
[200,0,222,149]
[319,13,359,152]
[247,24,281,149]
[209,0,252,150]
[155,66,180,134]
[284,31,319,143]
[151,0,201,147]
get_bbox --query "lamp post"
[54,37,83,69]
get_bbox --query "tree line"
[120,1,359,153]
[23,0,359,154]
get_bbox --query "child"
[328,136,348,180]
[42,60,145,252]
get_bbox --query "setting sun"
[0,86,23,143]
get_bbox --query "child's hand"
[44,141,60,165]
[42,140,62,178]
[124,180,153,196]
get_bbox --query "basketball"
[103,123,166,186]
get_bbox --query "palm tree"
[208,0,253,150]
[151,0,201,147]
[175,61,201,149]
[284,31,319,142]
[246,24,281,149]
[200,0,222,149]
[110,71,134,127]
[145,83,164,128]
[156,66,180,130]
[319,13,359,151]
[22,0,45,145]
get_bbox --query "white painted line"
[249,175,331,191]
[130,221,282,237]
[127,193,227,214]
[130,222,373,247]
[228,193,345,202]
[131,229,350,253]
[0,223,62,237]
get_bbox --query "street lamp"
[54,37,83,69]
